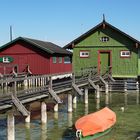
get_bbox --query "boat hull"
[79,127,112,140]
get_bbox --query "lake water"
[0,91,140,140]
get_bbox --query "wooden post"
[72,73,75,84]
[41,102,47,124]
[124,81,127,92]
[68,94,72,112]
[136,81,139,92]
[96,85,100,99]
[49,76,52,90]
[73,96,77,104]
[25,114,30,124]
[84,88,88,104]
[73,96,77,109]
[24,76,28,87]
[7,112,15,140]
[105,83,109,94]
[54,103,58,112]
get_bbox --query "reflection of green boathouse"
[64,18,140,79]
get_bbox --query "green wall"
[73,26,138,78]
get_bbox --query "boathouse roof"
[0,37,72,55]
[64,20,140,49]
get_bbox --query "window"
[3,57,10,63]
[64,56,71,63]
[58,57,62,63]
[53,57,57,63]
[80,51,89,58]
[100,36,109,42]
[120,51,130,58]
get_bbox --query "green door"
[99,52,111,75]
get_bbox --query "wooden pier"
[0,68,139,140]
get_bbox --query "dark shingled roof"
[0,37,72,55]
[64,20,140,49]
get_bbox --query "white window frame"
[100,36,109,42]
[3,57,10,63]
[52,57,57,63]
[120,50,130,58]
[64,56,71,64]
[80,51,89,58]
[58,57,62,63]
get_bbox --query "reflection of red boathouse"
[0,37,72,75]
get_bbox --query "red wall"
[0,41,72,75]
[50,57,72,74]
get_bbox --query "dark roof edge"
[0,37,54,54]
[64,21,140,49]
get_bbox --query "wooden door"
[98,51,111,75]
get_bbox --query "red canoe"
[75,107,116,137]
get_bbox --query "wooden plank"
[11,94,30,116]
[88,78,98,90]
[48,89,62,103]
[72,82,83,95]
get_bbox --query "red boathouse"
[0,37,72,75]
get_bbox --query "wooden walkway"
[0,69,139,113]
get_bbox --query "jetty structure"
[0,17,139,140]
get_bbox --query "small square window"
[53,57,57,63]
[64,56,71,64]
[120,51,130,58]
[58,57,62,63]
[80,51,89,58]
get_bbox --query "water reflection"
[54,112,58,120]
[41,124,47,140]
[105,93,109,106]
[136,91,139,104]
[96,98,100,110]
[67,113,72,127]
[124,93,128,106]
[25,123,30,140]
[84,104,88,115]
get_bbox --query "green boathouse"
[64,19,140,79]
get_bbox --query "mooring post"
[96,85,100,99]
[136,81,139,92]
[72,96,77,109]
[41,102,47,124]
[7,112,15,140]
[84,88,88,104]
[68,94,72,112]
[24,76,28,87]
[25,104,31,124]
[124,81,127,92]
[105,83,109,94]
[38,78,41,86]
[72,73,75,84]
[25,114,30,123]
[49,76,52,90]
[73,96,77,104]
[54,103,58,112]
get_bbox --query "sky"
[0,0,140,47]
